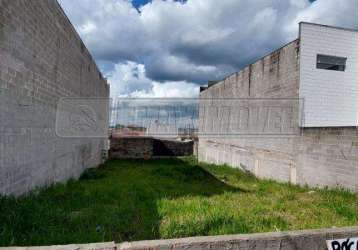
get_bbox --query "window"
[317,54,347,71]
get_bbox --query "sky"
[57,0,358,98]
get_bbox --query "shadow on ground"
[0,157,245,246]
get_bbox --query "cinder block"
[0,0,109,196]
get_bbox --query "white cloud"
[286,0,358,36]
[79,21,97,35]
[292,0,358,28]
[131,81,199,98]
[107,61,199,98]
[58,0,358,97]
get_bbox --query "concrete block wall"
[198,38,358,191]
[153,139,193,156]
[109,137,194,159]
[0,0,109,195]
[110,137,153,159]
[199,40,300,185]
[297,128,358,190]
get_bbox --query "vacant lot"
[0,157,357,246]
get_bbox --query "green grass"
[0,157,357,246]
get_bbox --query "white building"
[299,22,358,127]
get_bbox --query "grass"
[0,157,357,246]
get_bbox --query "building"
[0,1,109,195]
[198,22,358,191]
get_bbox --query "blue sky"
[58,0,358,98]
[132,0,186,10]
[131,0,151,9]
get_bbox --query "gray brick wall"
[0,0,109,195]
[110,137,153,159]
[198,39,358,191]
[109,137,194,158]
[297,128,358,190]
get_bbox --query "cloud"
[291,0,358,29]
[58,0,358,96]
[107,61,199,98]
[144,53,231,83]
